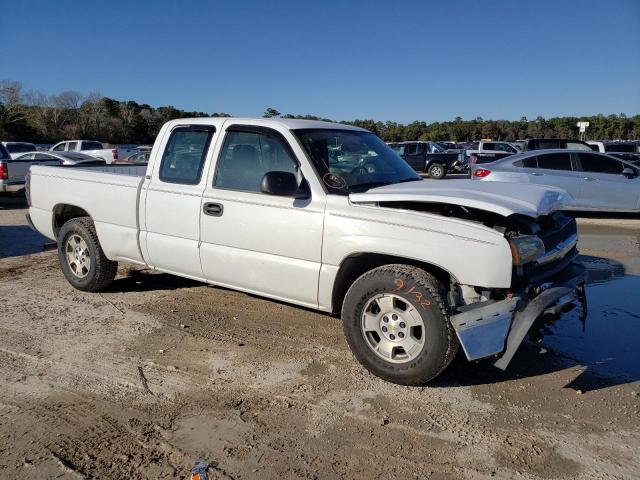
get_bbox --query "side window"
[483,142,496,150]
[35,153,54,160]
[67,142,78,151]
[81,141,103,150]
[214,130,298,192]
[406,144,419,155]
[537,152,572,171]
[52,143,66,151]
[17,153,35,160]
[159,126,214,184]
[577,153,624,174]
[588,144,600,152]
[495,143,516,153]
[514,156,538,168]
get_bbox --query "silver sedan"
[471,149,640,212]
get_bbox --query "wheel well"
[52,204,91,239]
[331,253,452,315]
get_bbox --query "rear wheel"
[341,264,458,385]
[57,217,117,292]
[427,163,446,179]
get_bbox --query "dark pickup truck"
[388,141,464,179]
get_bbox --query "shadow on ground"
[104,269,203,293]
[0,192,28,210]
[0,225,51,259]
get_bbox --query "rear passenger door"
[199,124,325,308]
[143,124,216,278]
[524,152,583,206]
[404,143,424,171]
[575,152,640,211]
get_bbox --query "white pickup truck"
[49,140,120,163]
[26,118,586,384]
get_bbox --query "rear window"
[6,143,36,153]
[533,140,562,150]
[81,141,103,150]
[0,144,9,159]
[566,141,592,151]
[537,152,572,171]
[605,144,636,153]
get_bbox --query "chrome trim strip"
[535,233,578,265]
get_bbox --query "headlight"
[509,235,545,265]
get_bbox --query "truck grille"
[513,212,578,286]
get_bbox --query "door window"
[514,156,538,168]
[495,143,516,153]
[577,153,624,174]
[159,126,214,184]
[67,142,78,151]
[52,143,66,151]
[483,142,496,150]
[406,144,419,155]
[537,152,572,171]
[214,130,298,192]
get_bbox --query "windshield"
[429,142,445,153]
[294,129,421,194]
[605,144,636,153]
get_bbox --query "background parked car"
[587,141,640,165]
[466,141,520,165]
[388,141,464,179]
[521,138,592,151]
[49,140,119,163]
[118,151,150,164]
[1,151,105,193]
[471,149,640,212]
[1,142,37,159]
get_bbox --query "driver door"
[199,124,325,308]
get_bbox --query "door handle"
[582,177,595,181]
[203,202,223,216]
[531,172,544,176]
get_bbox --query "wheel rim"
[431,166,443,177]
[65,234,91,278]
[361,294,426,364]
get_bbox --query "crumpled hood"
[349,179,571,218]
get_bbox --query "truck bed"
[28,163,150,265]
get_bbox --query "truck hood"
[349,180,571,218]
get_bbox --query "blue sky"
[2,0,639,123]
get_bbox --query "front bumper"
[450,261,587,369]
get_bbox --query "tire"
[341,264,458,385]
[427,163,446,179]
[57,217,117,292]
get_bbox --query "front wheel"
[427,163,446,179]
[341,264,458,385]
[57,217,117,292]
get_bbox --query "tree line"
[1,80,638,145]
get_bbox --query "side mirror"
[261,171,310,198]
[622,167,635,178]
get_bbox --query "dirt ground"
[1,194,639,479]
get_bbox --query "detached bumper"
[450,262,587,369]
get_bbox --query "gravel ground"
[0,193,639,479]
